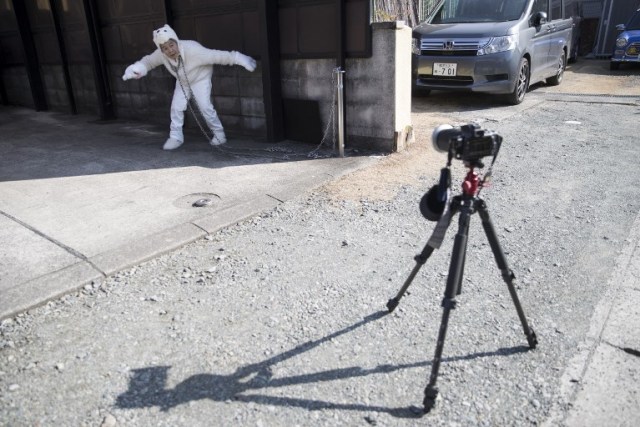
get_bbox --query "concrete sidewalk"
[0,106,378,320]
[542,209,640,427]
[562,213,640,426]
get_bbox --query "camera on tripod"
[432,123,502,165]
[388,124,537,414]
[421,123,503,222]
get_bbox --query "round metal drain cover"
[193,198,214,207]
[173,193,221,209]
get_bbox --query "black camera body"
[432,123,502,163]
[421,123,503,221]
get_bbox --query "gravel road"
[1,63,639,426]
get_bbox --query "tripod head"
[462,166,481,197]
[421,123,502,221]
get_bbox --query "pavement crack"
[0,210,104,275]
[266,194,285,203]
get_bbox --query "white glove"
[122,62,147,80]
[232,51,257,72]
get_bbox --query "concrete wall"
[281,22,413,152]
[348,21,413,152]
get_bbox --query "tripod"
[387,166,538,413]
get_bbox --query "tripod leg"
[424,203,472,412]
[387,244,435,312]
[388,199,459,313]
[476,200,538,349]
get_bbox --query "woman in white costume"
[122,25,257,150]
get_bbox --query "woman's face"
[160,40,179,60]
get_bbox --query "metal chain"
[174,56,222,144]
[173,57,338,152]
[307,68,339,158]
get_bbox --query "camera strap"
[478,152,499,195]
[427,195,453,249]
[437,167,451,202]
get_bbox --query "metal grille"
[420,38,481,56]
[626,42,640,56]
[422,49,478,57]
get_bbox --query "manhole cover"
[193,198,213,207]
[173,193,221,209]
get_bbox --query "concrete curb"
[544,212,640,426]
[0,198,279,320]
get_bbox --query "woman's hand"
[122,63,147,80]
[232,52,257,72]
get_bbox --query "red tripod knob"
[462,169,480,196]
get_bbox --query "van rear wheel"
[505,57,529,105]
[547,52,566,86]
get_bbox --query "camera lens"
[431,124,455,153]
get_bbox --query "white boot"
[211,131,227,146]
[163,137,183,150]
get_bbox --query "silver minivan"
[412,0,580,104]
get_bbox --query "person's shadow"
[116,310,530,417]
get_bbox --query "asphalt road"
[1,64,639,426]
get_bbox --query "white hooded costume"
[122,25,256,150]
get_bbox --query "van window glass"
[430,0,528,24]
[550,0,562,20]
[532,0,549,15]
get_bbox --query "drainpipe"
[336,0,346,156]
[336,68,345,157]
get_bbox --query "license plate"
[433,63,457,76]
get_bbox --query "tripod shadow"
[116,310,531,417]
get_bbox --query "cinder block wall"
[112,63,264,139]
[2,67,34,109]
[212,64,265,138]
[69,65,100,115]
[41,65,69,112]
[280,58,336,142]
[281,22,413,152]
